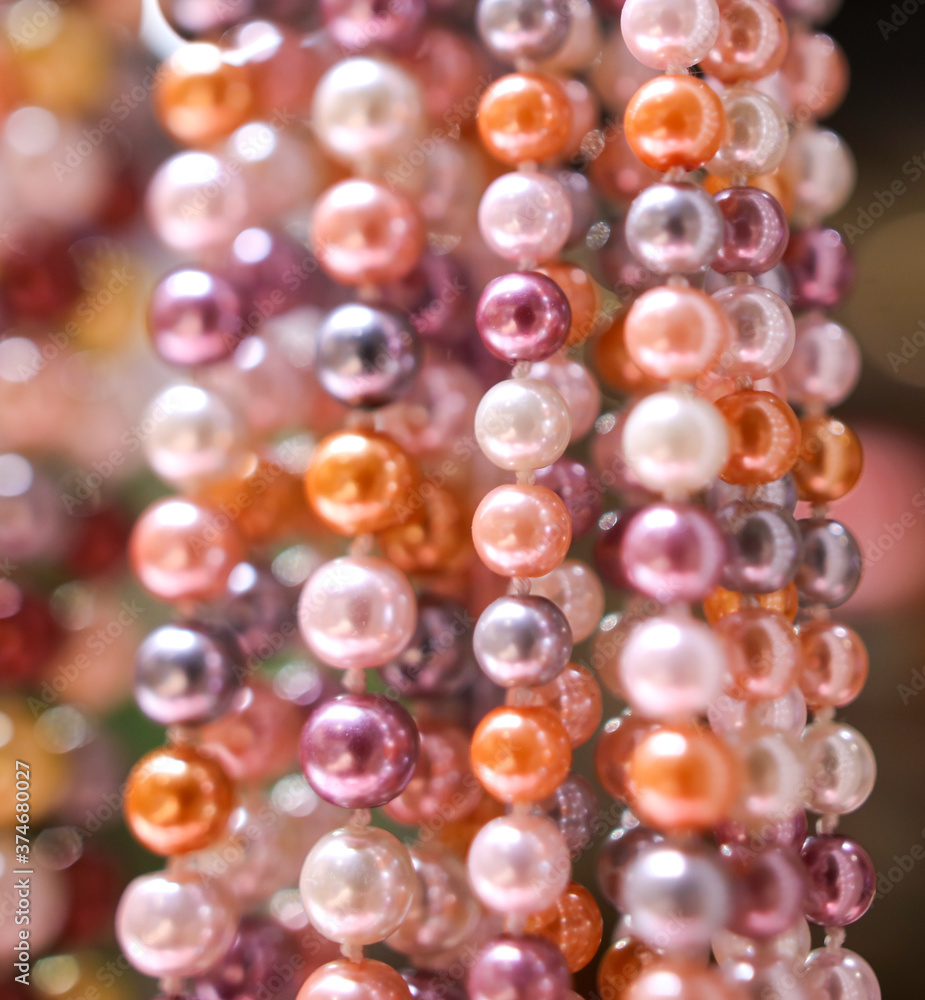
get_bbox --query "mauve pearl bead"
[716,501,802,594]
[298,959,414,1000]
[207,563,296,663]
[724,848,805,940]
[530,357,601,441]
[543,774,599,856]
[298,557,417,670]
[380,252,473,342]
[801,835,875,927]
[134,621,244,726]
[785,228,855,312]
[713,188,789,275]
[716,810,808,857]
[529,559,605,642]
[798,620,868,709]
[594,509,638,591]
[621,503,727,603]
[195,914,301,1000]
[478,172,573,263]
[468,935,572,1000]
[795,518,861,608]
[477,271,571,362]
[477,0,571,63]
[782,313,861,407]
[802,947,881,1000]
[709,87,789,178]
[475,594,572,688]
[597,824,665,908]
[299,694,419,809]
[116,871,237,978]
[321,0,426,52]
[620,0,720,70]
[802,721,876,815]
[708,475,798,514]
[315,304,421,409]
[300,826,415,945]
[621,843,731,952]
[467,814,571,915]
[148,268,245,367]
[626,182,723,274]
[476,379,571,472]
[533,461,602,539]
[712,285,795,379]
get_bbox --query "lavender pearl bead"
[725,848,806,940]
[716,501,802,594]
[195,915,301,1000]
[207,562,296,662]
[785,228,855,312]
[598,825,665,909]
[315,303,422,409]
[474,595,573,687]
[626,182,724,274]
[542,774,599,857]
[299,693,419,809]
[801,835,876,927]
[403,970,467,1000]
[477,271,571,362]
[534,459,603,539]
[381,253,473,342]
[134,621,244,726]
[796,518,862,608]
[476,0,571,63]
[707,475,798,514]
[713,188,789,275]
[468,935,572,1000]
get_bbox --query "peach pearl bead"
[155,43,254,146]
[129,498,244,603]
[624,285,732,381]
[597,937,654,999]
[530,559,605,642]
[713,609,800,702]
[378,487,471,573]
[470,705,572,803]
[472,485,572,578]
[525,882,603,972]
[798,620,868,709]
[704,583,799,625]
[595,714,659,802]
[792,416,863,504]
[780,30,849,121]
[715,390,801,485]
[477,72,572,166]
[297,959,413,1000]
[700,0,788,84]
[524,664,603,748]
[124,745,235,856]
[312,180,423,286]
[626,961,746,1000]
[305,429,417,536]
[628,724,740,831]
[537,262,601,346]
[624,75,726,172]
[594,314,662,394]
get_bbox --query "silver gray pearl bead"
[717,500,803,594]
[473,595,572,687]
[476,0,570,63]
[626,182,724,274]
[707,474,798,514]
[796,517,862,608]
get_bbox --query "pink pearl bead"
[530,559,605,642]
[530,357,602,441]
[713,285,795,379]
[298,557,417,670]
[478,172,572,263]
[621,0,720,70]
[298,958,415,1000]
[782,312,861,407]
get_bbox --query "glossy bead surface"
[620,0,720,70]
[725,847,805,940]
[533,463,603,541]
[477,0,571,62]
[716,390,801,485]
[475,595,573,688]
[527,664,603,748]
[298,960,414,1000]
[715,608,800,701]
[525,883,603,972]
[596,715,660,802]
[598,825,666,907]
[798,620,868,709]
[701,0,787,82]
[710,87,789,179]
[469,935,571,1000]
[536,262,601,347]
[802,947,881,1000]
[543,774,600,856]
[529,559,605,641]
[712,285,795,379]
[478,171,572,263]
[477,271,571,362]
[704,583,799,624]
[713,187,789,275]
[478,73,572,165]
[782,314,861,407]
[476,379,571,471]
[802,835,875,927]
[792,416,863,503]
[795,518,862,608]
[785,227,855,312]
[625,182,723,274]
[716,501,802,594]
[802,721,876,815]
[530,357,602,440]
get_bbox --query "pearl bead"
[703,0,788,81]
[528,665,603,748]
[622,392,729,494]
[725,727,806,827]
[793,416,863,503]
[803,948,881,1000]
[298,557,417,670]
[795,518,862,608]
[476,379,571,471]
[472,485,572,577]
[477,0,571,63]
[620,615,726,720]
[716,501,802,594]
[802,835,875,927]
[468,935,572,1000]
[529,559,605,641]
[300,826,416,945]
[781,28,848,120]
[782,127,855,227]
[478,73,572,166]
[525,882,603,973]
[620,0,720,70]
[712,285,795,379]
[713,187,789,275]
[782,313,861,407]
[713,917,811,966]
[475,594,572,688]
[543,774,600,853]
[708,474,797,514]
[803,721,876,815]
[536,260,601,346]
[298,958,415,1000]
[626,182,724,274]
[724,848,805,941]
[595,715,660,802]
[311,58,423,168]
[710,87,789,178]
[116,871,237,978]
[478,172,572,263]
[715,390,801,486]
[477,271,571,362]
[714,607,800,700]
[785,227,855,313]
[530,357,601,440]
[467,814,571,915]
[134,622,243,726]
[798,620,868,709]
[322,0,426,52]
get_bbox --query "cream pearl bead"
[299,826,416,945]
[622,391,729,494]
[311,58,423,169]
[709,86,789,178]
[475,378,571,471]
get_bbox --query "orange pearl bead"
[594,314,662,395]
[524,664,603,748]
[470,705,572,803]
[595,714,658,802]
[472,485,572,578]
[704,583,799,625]
[792,415,863,503]
[525,882,603,972]
[378,486,471,574]
[713,608,800,702]
[715,390,801,485]
[597,937,654,999]
[798,619,869,709]
[628,724,740,831]
[700,0,788,84]
[124,745,235,855]
[537,262,601,346]
[155,43,254,146]
[305,429,417,536]
[477,72,572,166]
[624,74,726,172]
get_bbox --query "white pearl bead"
[475,378,571,471]
[622,391,729,494]
[621,0,720,70]
[478,171,572,263]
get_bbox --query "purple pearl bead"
[468,935,572,1000]
[716,501,802,594]
[597,825,665,908]
[207,563,297,662]
[594,509,639,591]
[380,253,473,342]
[476,271,571,362]
[534,459,603,539]
[713,187,789,275]
[785,228,855,312]
[474,595,573,687]
[403,969,467,1000]
[725,848,806,940]
[716,811,808,856]
[707,475,798,514]
[620,503,727,603]
[195,915,300,1000]
[542,774,599,857]
[134,621,244,726]
[796,518,862,608]
[148,268,245,367]
[801,835,876,927]
[315,303,422,409]
[299,693,419,809]
[321,0,426,52]
[382,594,477,698]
